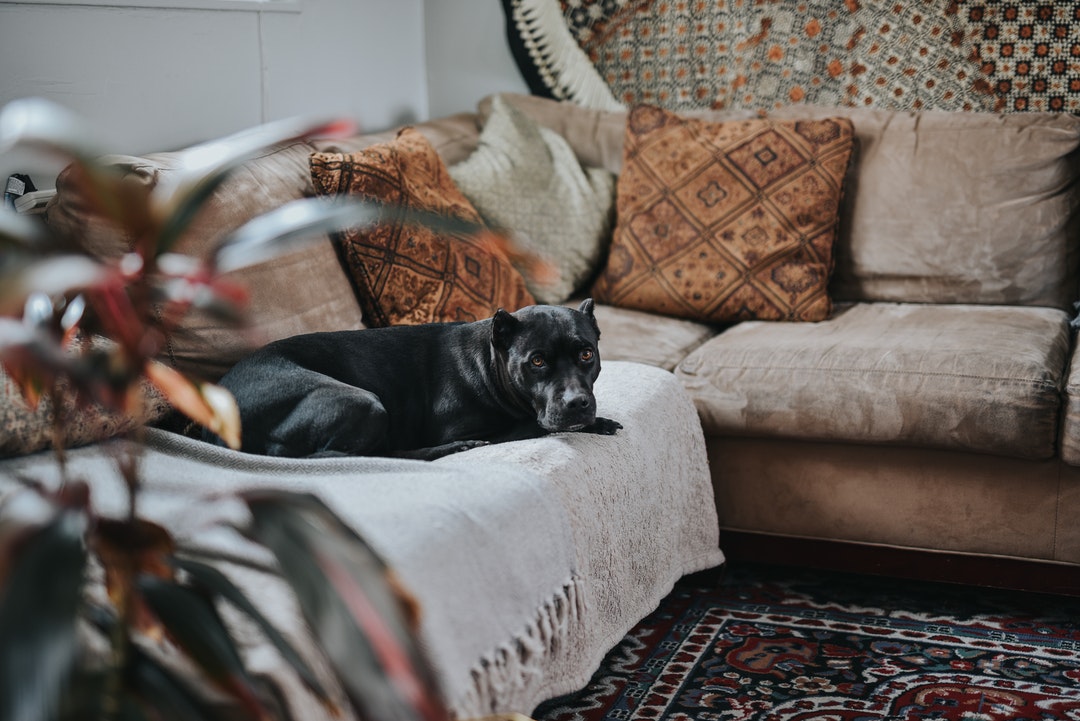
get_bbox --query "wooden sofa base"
[706,437,1080,595]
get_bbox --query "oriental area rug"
[533,563,1080,721]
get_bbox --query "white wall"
[0,0,529,183]
[0,0,430,180]
[422,0,528,119]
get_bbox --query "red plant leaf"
[92,518,176,641]
[242,491,449,721]
[144,361,241,449]
[470,228,559,286]
[316,551,443,721]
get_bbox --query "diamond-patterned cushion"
[310,127,534,327]
[593,105,855,323]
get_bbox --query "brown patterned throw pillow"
[593,105,855,323]
[311,127,534,327]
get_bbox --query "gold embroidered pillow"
[593,105,855,323]
[310,127,534,327]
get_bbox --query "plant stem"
[101,436,144,721]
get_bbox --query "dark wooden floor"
[719,530,1080,597]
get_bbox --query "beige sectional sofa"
[30,92,1080,594]
[489,93,1080,593]
[6,81,1080,712]
[4,86,1080,716]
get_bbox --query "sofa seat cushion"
[675,303,1071,459]
[1057,350,1080,466]
[579,301,719,371]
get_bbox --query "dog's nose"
[564,390,593,411]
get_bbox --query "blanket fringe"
[453,574,589,718]
[508,0,625,111]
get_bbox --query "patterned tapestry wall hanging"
[502,0,1080,113]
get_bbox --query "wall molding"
[0,0,300,13]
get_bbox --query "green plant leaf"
[0,100,140,236]
[81,605,239,721]
[0,255,112,317]
[136,575,269,721]
[152,117,356,256]
[0,505,89,721]
[0,208,54,251]
[0,97,99,162]
[213,196,484,274]
[171,556,338,714]
[127,643,236,721]
[242,491,447,721]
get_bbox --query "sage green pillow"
[450,95,616,304]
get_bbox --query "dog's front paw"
[400,439,490,461]
[448,439,491,453]
[586,417,622,436]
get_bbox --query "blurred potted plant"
[0,98,479,721]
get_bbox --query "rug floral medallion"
[534,565,1080,721]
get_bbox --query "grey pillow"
[451,95,616,304]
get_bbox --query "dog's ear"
[578,298,600,338]
[491,308,519,350]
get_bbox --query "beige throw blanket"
[0,361,723,718]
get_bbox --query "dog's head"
[490,298,603,432]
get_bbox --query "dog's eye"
[530,353,546,367]
[580,348,594,362]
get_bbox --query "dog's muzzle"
[539,388,596,432]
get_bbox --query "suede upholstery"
[1058,349,1080,466]
[573,300,719,371]
[707,438,1080,564]
[676,303,1071,459]
[41,115,485,381]
[492,94,1080,311]
[766,105,1080,310]
[28,92,1080,579]
[476,94,1080,570]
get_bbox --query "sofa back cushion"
[45,141,365,381]
[767,105,1080,310]
[488,93,1080,311]
[42,114,483,380]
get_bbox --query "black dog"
[208,299,621,460]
